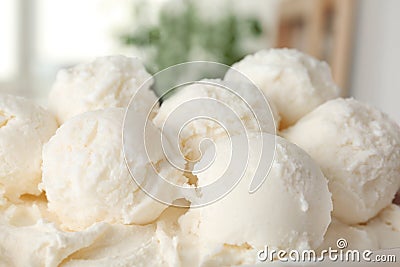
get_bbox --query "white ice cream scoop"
[0,94,57,203]
[153,79,279,162]
[178,135,332,266]
[41,108,186,230]
[49,55,155,123]
[283,98,400,224]
[225,48,340,128]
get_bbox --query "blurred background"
[0,0,399,122]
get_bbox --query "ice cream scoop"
[225,48,340,128]
[153,79,279,162]
[178,135,332,266]
[41,108,185,230]
[48,55,156,123]
[0,94,58,203]
[283,98,400,224]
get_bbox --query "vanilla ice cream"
[41,108,185,230]
[366,204,400,249]
[0,221,111,267]
[320,204,400,252]
[0,201,178,267]
[3,49,400,266]
[48,55,156,123]
[153,79,279,161]
[62,223,179,267]
[62,206,187,266]
[178,135,332,266]
[283,98,400,224]
[317,218,379,252]
[225,49,340,128]
[0,194,60,227]
[0,94,58,203]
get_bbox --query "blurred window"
[0,0,132,99]
[0,0,18,82]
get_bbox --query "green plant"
[121,0,265,73]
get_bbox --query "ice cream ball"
[225,48,340,128]
[178,134,332,266]
[0,94,58,203]
[49,55,156,123]
[41,108,185,230]
[283,98,400,224]
[153,79,279,162]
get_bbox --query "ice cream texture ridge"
[0,50,400,267]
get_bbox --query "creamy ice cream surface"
[0,94,58,203]
[48,55,156,123]
[178,135,332,266]
[225,48,340,128]
[283,98,400,224]
[2,51,400,266]
[41,108,186,230]
[318,204,400,252]
[61,223,179,267]
[317,218,379,252]
[0,198,179,267]
[366,204,400,249]
[153,79,279,161]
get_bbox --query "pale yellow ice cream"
[0,94,58,203]
[0,220,109,267]
[283,98,400,224]
[366,204,400,249]
[153,79,279,161]
[178,135,332,266]
[317,218,379,252]
[225,48,340,128]
[0,198,180,267]
[61,223,179,267]
[2,51,400,266]
[319,204,400,252]
[41,108,185,230]
[48,55,156,123]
